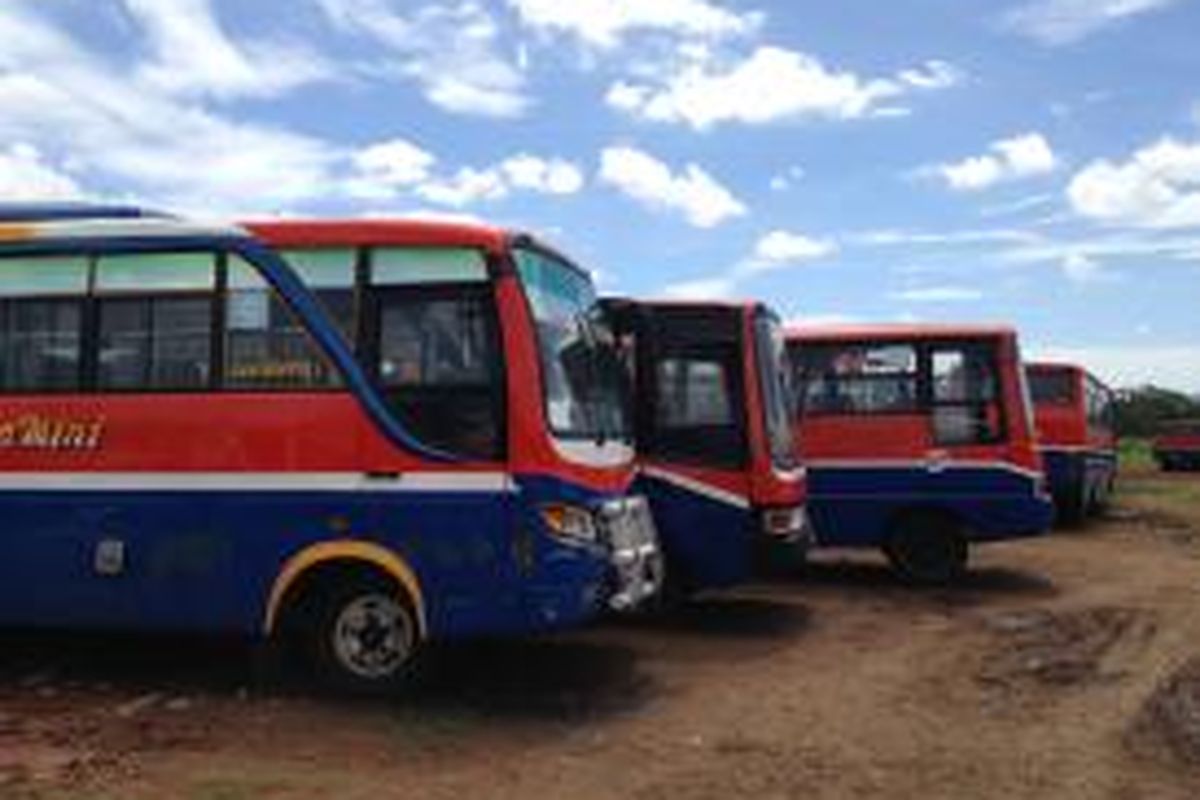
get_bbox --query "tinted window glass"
[656,358,733,427]
[930,344,1002,446]
[1029,369,1075,406]
[280,248,356,338]
[225,257,339,389]
[795,343,919,415]
[98,297,212,389]
[373,288,503,459]
[0,255,87,391]
[0,300,82,391]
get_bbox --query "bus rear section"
[786,325,1053,584]
[0,213,659,694]
[604,299,808,595]
[1027,362,1118,523]
[1154,420,1200,471]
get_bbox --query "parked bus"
[0,212,661,693]
[1026,362,1117,523]
[786,324,1054,583]
[601,299,809,596]
[1153,420,1200,471]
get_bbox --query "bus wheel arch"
[265,544,427,693]
[882,507,969,586]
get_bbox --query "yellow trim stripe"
[0,224,35,242]
[263,540,427,638]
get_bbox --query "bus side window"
[225,256,342,389]
[94,253,215,391]
[930,345,1002,446]
[646,350,745,468]
[368,247,503,460]
[279,248,356,341]
[0,255,88,392]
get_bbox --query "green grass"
[1118,437,1157,474]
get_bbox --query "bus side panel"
[636,472,753,590]
[807,465,1053,547]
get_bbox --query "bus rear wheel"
[884,512,968,585]
[298,575,422,695]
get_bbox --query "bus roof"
[0,216,246,246]
[0,202,169,222]
[786,322,1017,342]
[1027,360,1113,391]
[244,218,513,254]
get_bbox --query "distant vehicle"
[1026,362,1117,523]
[0,211,661,694]
[786,324,1054,583]
[1153,419,1200,471]
[602,299,809,596]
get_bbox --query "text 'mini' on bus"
[786,324,1054,584]
[1026,362,1118,524]
[602,299,809,597]
[0,211,661,694]
[1153,419,1200,471]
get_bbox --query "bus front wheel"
[286,570,423,695]
[884,512,968,585]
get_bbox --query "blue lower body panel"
[806,464,1054,549]
[0,478,611,642]
[637,475,754,591]
[1041,449,1117,519]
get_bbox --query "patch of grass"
[1119,438,1157,474]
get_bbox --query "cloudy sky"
[2,0,1199,391]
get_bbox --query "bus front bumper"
[598,495,664,611]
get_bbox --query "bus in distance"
[602,299,809,597]
[786,324,1054,584]
[0,211,660,693]
[1153,419,1200,471]
[1026,362,1117,523]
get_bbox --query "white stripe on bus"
[640,465,751,510]
[0,471,513,493]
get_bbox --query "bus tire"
[884,511,968,586]
[291,570,423,695]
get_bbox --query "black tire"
[1055,483,1087,528]
[302,575,423,696]
[884,511,968,585]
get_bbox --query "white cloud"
[746,230,836,272]
[606,47,962,130]
[125,0,329,100]
[317,0,530,118]
[1004,0,1178,46]
[661,228,836,300]
[892,286,984,303]
[1060,252,1120,283]
[0,143,84,200]
[1067,136,1200,229]
[769,165,805,192]
[508,0,760,48]
[851,227,1044,247]
[932,133,1057,192]
[360,152,585,208]
[598,146,746,228]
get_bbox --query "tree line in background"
[1114,386,1200,438]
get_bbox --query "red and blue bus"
[0,210,661,692]
[786,324,1053,583]
[601,299,808,596]
[1153,420,1200,471]
[1026,362,1117,523]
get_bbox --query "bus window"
[930,344,1002,446]
[649,352,744,467]
[1029,369,1075,406]
[95,252,215,391]
[797,343,918,415]
[225,256,341,389]
[279,248,356,340]
[754,312,797,469]
[0,255,88,392]
[368,247,503,460]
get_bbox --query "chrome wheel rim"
[332,593,414,680]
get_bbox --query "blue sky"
[2,0,1199,391]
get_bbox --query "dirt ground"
[3,470,1200,800]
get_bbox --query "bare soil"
[3,470,1200,800]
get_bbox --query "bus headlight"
[539,503,600,544]
[761,505,808,539]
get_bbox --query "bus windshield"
[754,312,797,470]
[1029,368,1075,406]
[515,248,630,443]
